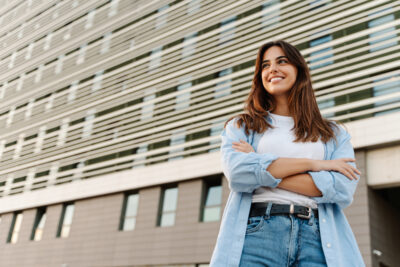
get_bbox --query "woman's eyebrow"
[262,56,288,63]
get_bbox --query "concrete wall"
[0,177,224,267]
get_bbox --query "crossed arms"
[220,118,361,209]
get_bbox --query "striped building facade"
[0,0,399,266]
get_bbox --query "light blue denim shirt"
[210,115,365,267]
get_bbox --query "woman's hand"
[232,139,255,153]
[311,158,361,180]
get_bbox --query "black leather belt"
[249,202,318,219]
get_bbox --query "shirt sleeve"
[220,118,281,193]
[308,125,360,209]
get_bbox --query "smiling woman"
[209,40,365,267]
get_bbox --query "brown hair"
[224,40,340,144]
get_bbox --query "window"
[201,177,222,222]
[219,16,236,47]
[82,109,96,138]
[155,4,169,29]
[181,32,197,60]
[35,64,44,83]
[261,0,280,29]
[76,43,88,65]
[169,128,185,161]
[101,32,112,54]
[209,119,225,152]
[158,186,178,227]
[214,68,232,98]
[66,81,79,103]
[141,88,156,120]
[108,0,120,17]
[57,203,74,238]
[43,32,53,51]
[92,70,104,92]
[372,74,400,116]
[120,193,139,231]
[176,80,191,110]
[85,9,96,29]
[25,43,34,60]
[149,46,163,72]
[7,212,23,243]
[309,33,334,70]
[31,207,46,241]
[368,8,398,52]
[187,0,201,14]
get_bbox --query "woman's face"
[261,46,298,98]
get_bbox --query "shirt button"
[322,218,326,223]
[326,243,331,248]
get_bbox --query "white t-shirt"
[251,112,324,209]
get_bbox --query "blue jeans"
[239,203,327,267]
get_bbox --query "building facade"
[0,0,399,266]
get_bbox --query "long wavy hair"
[224,40,340,144]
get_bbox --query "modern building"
[0,0,399,266]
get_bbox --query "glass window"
[55,55,65,74]
[209,118,225,152]
[8,52,16,69]
[57,203,74,238]
[219,16,236,47]
[176,81,191,110]
[149,46,163,72]
[68,80,79,103]
[181,32,197,60]
[309,33,334,70]
[261,0,280,29]
[35,64,44,83]
[25,42,34,60]
[141,88,156,120]
[120,193,139,231]
[155,4,169,29]
[133,144,147,168]
[76,43,88,65]
[214,68,232,98]
[108,0,120,17]
[101,32,112,54]
[368,8,397,52]
[92,70,104,92]
[158,186,178,227]
[7,212,23,243]
[16,73,25,92]
[201,178,222,222]
[82,109,96,138]
[187,0,201,14]
[372,74,400,116]
[169,129,185,161]
[31,207,46,241]
[43,32,53,51]
[318,98,335,118]
[85,9,96,29]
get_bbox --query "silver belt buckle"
[297,207,311,219]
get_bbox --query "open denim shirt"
[210,115,365,267]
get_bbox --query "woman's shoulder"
[329,120,351,145]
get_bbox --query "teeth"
[270,77,283,82]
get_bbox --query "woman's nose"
[269,62,278,73]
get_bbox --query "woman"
[210,40,365,267]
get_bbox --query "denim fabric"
[239,203,327,267]
[210,114,365,267]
